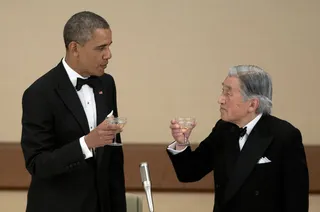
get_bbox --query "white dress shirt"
[167,114,263,154]
[62,58,96,159]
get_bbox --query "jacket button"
[255,190,259,196]
[215,184,220,188]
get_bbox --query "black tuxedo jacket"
[21,61,126,212]
[168,115,309,212]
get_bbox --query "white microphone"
[139,162,154,212]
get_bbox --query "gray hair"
[63,11,110,49]
[228,65,273,114]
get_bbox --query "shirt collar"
[244,113,263,136]
[62,57,88,87]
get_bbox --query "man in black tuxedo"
[21,11,126,212]
[167,65,309,212]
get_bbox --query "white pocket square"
[257,157,271,164]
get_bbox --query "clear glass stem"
[113,134,117,144]
[183,133,190,146]
[108,133,122,146]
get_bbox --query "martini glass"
[175,117,196,146]
[106,117,127,146]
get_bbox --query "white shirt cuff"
[79,136,93,159]
[167,141,187,155]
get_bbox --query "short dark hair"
[63,11,110,49]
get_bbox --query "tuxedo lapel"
[54,62,113,166]
[223,116,273,204]
[55,63,90,135]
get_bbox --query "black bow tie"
[239,127,247,137]
[75,77,98,91]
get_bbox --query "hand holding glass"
[175,117,196,146]
[106,117,127,146]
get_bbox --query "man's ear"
[68,41,80,57]
[248,98,259,113]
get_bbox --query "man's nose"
[103,49,112,60]
[218,95,225,104]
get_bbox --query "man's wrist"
[175,141,189,150]
[84,135,93,149]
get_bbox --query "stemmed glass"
[175,117,196,146]
[106,117,127,146]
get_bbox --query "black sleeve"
[167,120,223,182]
[282,127,309,212]
[21,87,84,179]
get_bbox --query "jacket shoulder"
[22,62,63,99]
[99,73,115,85]
[265,115,299,133]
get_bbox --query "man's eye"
[222,89,231,97]
[97,46,106,51]
[222,89,228,95]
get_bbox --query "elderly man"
[167,65,309,212]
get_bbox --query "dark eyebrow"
[222,83,232,90]
[96,44,107,49]
[95,41,113,49]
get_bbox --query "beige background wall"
[0,0,319,144]
[0,0,319,211]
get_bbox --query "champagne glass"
[175,117,196,146]
[106,117,127,146]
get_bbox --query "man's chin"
[98,71,105,76]
[94,67,106,76]
[90,73,104,77]
[220,114,228,122]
